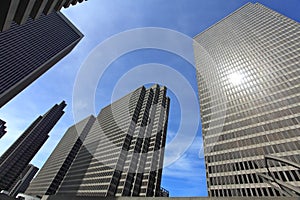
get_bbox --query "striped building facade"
[0,0,87,32]
[57,85,170,197]
[0,11,83,108]
[194,3,300,197]
[26,115,96,197]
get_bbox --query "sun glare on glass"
[229,72,244,85]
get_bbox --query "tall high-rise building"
[0,12,83,108]
[57,85,170,197]
[26,115,96,197]
[0,0,87,32]
[194,3,300,197]
[0,119,7,138]
[8,164,39,197]
[0,101,66,191]
[28,85,170,198]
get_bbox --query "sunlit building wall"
[194,3,300,197]
[55,85,170,197]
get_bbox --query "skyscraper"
[58,85,170,197]
[29,85,170,198]
[194,3,300,197]
[0,12,83,108]
[0,101,66,191]
[0,0,87,32]
[8,164,39,197]
[0,119,7,138]
[26,115,96,197]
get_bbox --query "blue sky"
[0,0,299,197]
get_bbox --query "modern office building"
[8,164,39,197]
[0,119,7,138]
[36,85,169,197]
[0,12,83,108]
[0,101,66,191]
[194,3,300,197]
[26,115,96,197]
[0,0,87,32]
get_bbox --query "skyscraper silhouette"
[0,101,66,191]
[194,3,300,197]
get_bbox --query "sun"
[229,72,244,85]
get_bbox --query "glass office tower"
[194,3,300,197]
[0,12,83,108]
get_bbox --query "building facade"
[26,115,96,197]
[0,119,6,138]
[0,12,83,108]
[194,3,300,197]
[8,164,39,197]
[0,101,66,191]
[40,85,170,197]
[0,0,87,32]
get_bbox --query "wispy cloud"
[162,136,207,197]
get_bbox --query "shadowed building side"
[25,115,96,197]
[0,0,88,32]
[0,12,83,108]
[56,85,170,197]
[8,164,39,197]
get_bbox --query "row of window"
[207,130,299,153]
[207,142,300,163]
[210,186,282,197]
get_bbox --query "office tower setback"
[0,12,83,108]
[0,119,7,138]
[194,3,300,197]
[0,101,66,191]
[0,0,87,32]
[26,115,96,197]
[8,164,39,197]
[45,85,169,197]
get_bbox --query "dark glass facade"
[0,101,66,191]
[8,164,39,197]
[0,12,83,108]
[26,115,96,197]
[55,85,170,197]
[0,0,87,32]
[194,3,300,197]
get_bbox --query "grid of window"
[56,85,170,197]
[194,3,300,197]
[25,116,95,197]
